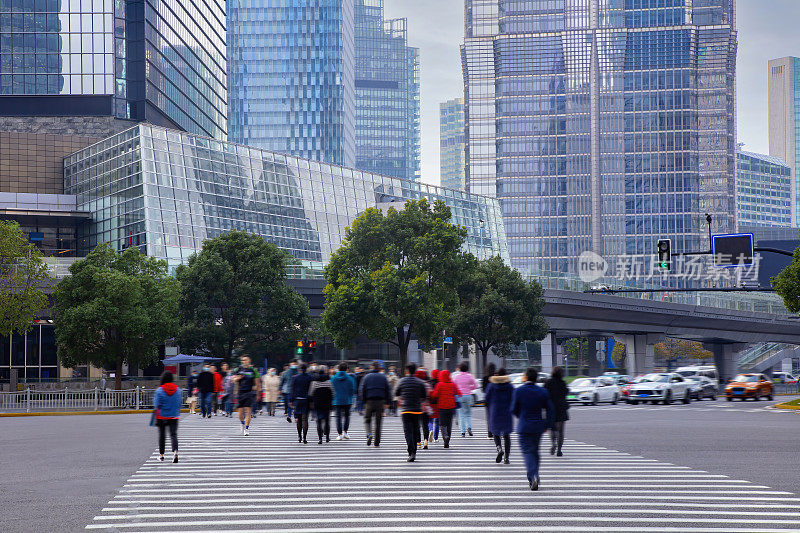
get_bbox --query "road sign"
[443,337,453,345]
[712,233,754,267]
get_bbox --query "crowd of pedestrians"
[153,358,571,491]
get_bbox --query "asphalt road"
[1,397,798,532]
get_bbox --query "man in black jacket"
[290,364,314,443]
[196,365,215,418]
[358,362,390,447]
[395,363,428,462]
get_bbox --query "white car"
[628,372,692,405]
[567,377,620,405]
[509,372,548,388]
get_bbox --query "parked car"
[685,376,718,400]
[725,374,774,401]
[772,372,798,384]
[621,375,647,402]
[509,372,547,388]
[566,377,620,405]
[627,373,692,405]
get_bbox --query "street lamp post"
[479,218,485,261]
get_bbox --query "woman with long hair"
[544,366,570,456]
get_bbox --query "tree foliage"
[176,231,310,362]
[0,221,50,338]
[564,337,589,375]
[772,244,800,313]
[450,255,548,369]
[654,338,712,364]
[53,243,179,389]
[323,199,467,366]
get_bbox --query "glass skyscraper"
[440,97,467,191]
[64,124,508,269]
[354,0,419,180]
[768,57,800,227]
[227,0,356,167]
[0,0,227,139]
[462,0,737,278]
[736,150,792,229]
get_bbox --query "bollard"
[25,388,30,413]
[94,387,99,412]
[64,387,68,411]
[135,386,140,410]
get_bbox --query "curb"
[0,408,190,418]
[774,403,800,410]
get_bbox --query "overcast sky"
[383,0,800,186]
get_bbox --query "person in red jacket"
[211,365,223,416]
[431,370,459,448]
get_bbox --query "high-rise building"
[768,57,800,227]
[227,0,356,167]
[440,97,466,191]
[736,150,792,229]
[227,0,419,177]
[0,0,227,194]
[462,0,737,277]
[354,0,420,180]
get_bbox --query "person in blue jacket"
[511,367,555,491]
[331,362,357,440]
[484,367,514,464]
[153,371,182,463]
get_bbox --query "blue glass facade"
[462,0,737,278]
[354,0,419,180]
[440,97,466,191]
[227,0,356,167]
[736,151,791,229]
[0,0,227,139]
[64,124,508,270]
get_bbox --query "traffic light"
[295,340,304,356]
[657,239,672,271]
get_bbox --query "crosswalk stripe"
[87,413,800,531]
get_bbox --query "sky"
[383,0,800,186]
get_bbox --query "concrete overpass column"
[712,343,748,383]
[540,332,557,374]
[588,336,603,376]
[627,335,660,375]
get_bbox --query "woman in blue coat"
[484,367,514,464]
[511,367,555,491]
[153,371,182,463]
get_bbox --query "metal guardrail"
[0,387,189,413]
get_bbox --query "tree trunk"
[396,326,410,369]
[115,358,123,391]
[479,347,490,376]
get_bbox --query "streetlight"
[479,218,485,261]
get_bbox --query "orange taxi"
[725,373,774,401]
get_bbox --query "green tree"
[773,244,800,312]
[654,338,712,365]
[564,337,589,376]
[176,231,310,362]
[53,243,179,390]
[450,255,548,371]
[323,199,467,367]
[0,221,50,338]
[612,341,627,368]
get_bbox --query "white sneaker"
[240,425,245,435]
[343,432,350,440]
[244,428,249,436]
[336,434,343,441]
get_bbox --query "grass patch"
[778,398,800,407]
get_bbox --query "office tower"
[354,0,420,180]
[227,0,356,167]
[462,0,737,277]
[768,57,800,226]
[0,0,227,194]
[440,97,467,191]
[736,151,792,229]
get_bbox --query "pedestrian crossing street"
[88,412,800,532]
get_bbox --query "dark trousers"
[401,413,421,456]
[156,419,178,455]
[419,413,429,442]
[335,405,351,434]
[316,410,330,440]
[283,392,293,418]
[199,392,214,416]
[439,408,455,443]
[519,432,544,483]
[428,418,440,440]
[363,398,385,445]
[296,414,309,440]
[550,421,566,451]
[494,433,511,458]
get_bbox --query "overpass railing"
[527,270,790,316]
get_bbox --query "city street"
[2,398,799,532]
